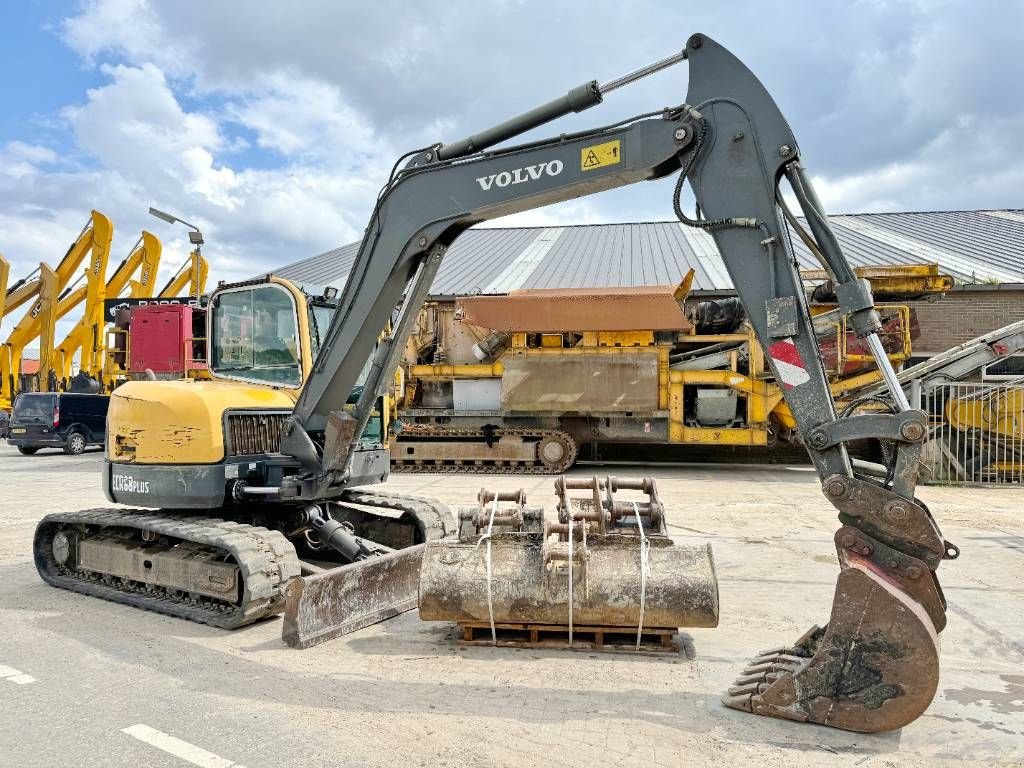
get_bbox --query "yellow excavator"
[35,36,955,734]
[1,211,113,407]
[55,230,164,391]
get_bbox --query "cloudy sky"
[2,0,1023,341]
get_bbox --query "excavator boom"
[57,230,164,389]
[0,254,9,322]
[276,34,951,733]
[1,211,112,406]
[158,247,208,299]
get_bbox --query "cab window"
[309,302,337,360]
[211,284,301,387]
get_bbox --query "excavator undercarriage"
[36,488,453,630]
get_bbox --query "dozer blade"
[722,556,940,733]
[282,545,425,649]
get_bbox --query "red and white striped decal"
[768,337,811,390]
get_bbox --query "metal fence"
[919,382,1024,486]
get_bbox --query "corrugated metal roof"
[274,209,1024,295]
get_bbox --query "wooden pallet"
[456,621,678,654]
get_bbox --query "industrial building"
[277,209,1024,364]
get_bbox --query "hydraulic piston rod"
[865,332,911,411]
[599,49,688,94]
[437,48,690,161]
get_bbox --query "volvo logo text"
[476,160,563,191]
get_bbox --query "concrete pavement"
[1,445,1021,767]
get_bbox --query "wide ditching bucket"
[419,477,719,643]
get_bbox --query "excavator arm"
[282,34,950,732]
[157,247,208,299]
[2,262,45,321]
[57,230,163,389]
[0,254,9,322]
[1,211,113,405]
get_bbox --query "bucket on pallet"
[418,477,719,633]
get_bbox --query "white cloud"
[225,73,388,166]
[63,63,226,187]
[0,0,1015,310]
[1,142,61,179]
[61,0,186,75]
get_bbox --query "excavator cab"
[208,281,386,445]
[209,281,305,386]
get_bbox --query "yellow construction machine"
[1,211,113,407]
[54,230,163,391]
[35,36,955,734]
[156,243,209,299]
[394,264,945,471]
[0,254,9,321]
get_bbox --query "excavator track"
[391,425,578,475]
[34,509,300,629]
[339,488,456,539]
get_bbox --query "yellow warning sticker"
[581,139,621,171]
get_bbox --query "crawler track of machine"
[339,488,455,539]
[392,425,578,474]
[34,509,300,628]
[33,493,453,631]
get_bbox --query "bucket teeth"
[742,656,804,674]
[721,563,942,733]
[732,670,783,686]
[750,650,807,665]
[727,680,775,697]
[721,692,755,713]
[753,644,795,657]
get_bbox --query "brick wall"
[906,288,1024,354]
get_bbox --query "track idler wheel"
[723,557,941,733]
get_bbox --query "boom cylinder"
[436,47,691,162]
[437,81,602,161]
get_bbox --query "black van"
[7,393,109,455]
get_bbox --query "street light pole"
[148,207,206,299]
[148,207,204,255]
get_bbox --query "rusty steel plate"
[459,285,693,332]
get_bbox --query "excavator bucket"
[419,478,719,646]
[282,545,425,649]
[722,527,945,732]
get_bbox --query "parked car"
[7,392,109,455]
[0,409,9,439]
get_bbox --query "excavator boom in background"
[0,254,9,321]
[55,230,164,391]
[35,35,952,734]
[157,245,208,299]
[1,211,113,406]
